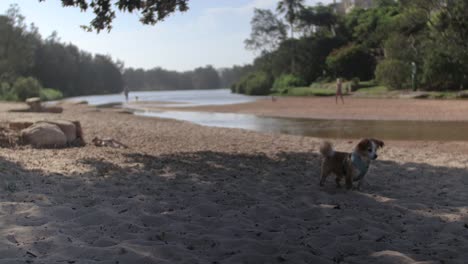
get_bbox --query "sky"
[0,0,333,71]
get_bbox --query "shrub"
[12,77,42,101]
[0,82,18,101]
[421,50,466,90]
[272,74,306,92]
[350,77,360,91]
[375,59,410,90]
[234,71,273,95]
[326,44,376,81]
[40,88,64,101]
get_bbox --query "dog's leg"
[319,163,330,187]
[335,174,342,188]
[345,165,353,190]
[357,177,365,190]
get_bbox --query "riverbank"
[0,102,467,263]
[132,97,468,121]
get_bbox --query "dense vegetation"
[0,5,124,101]
[123,65,250,91]
[234,0,468,95]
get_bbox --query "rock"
[457,91,468,99]
[24,97,64,113]
[39,120,77,143]
[21,122,67,148]
[72,121,85,145]
[25,97,42,112]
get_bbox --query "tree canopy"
[38,0,189,32]
[244,9,287,53]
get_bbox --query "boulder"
[21,122,67,148]
[39,120,77,143]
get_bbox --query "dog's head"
[356,138,384,160]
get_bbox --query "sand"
[130,97,468,121]
[0,101,467,263]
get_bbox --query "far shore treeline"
[0,4,249,101]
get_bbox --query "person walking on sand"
[335,78,344,104]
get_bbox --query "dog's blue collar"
[351,152,369,180]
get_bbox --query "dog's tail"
[319,141,335,157]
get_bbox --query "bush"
[0,82,19,101]
[12,77,42,101]
[40,88,64,101]
[375,59,410,90]
[350,77,360,91]
[234,71,273,95]
[326,44,376,81]
[421,50,466,90]
[272,74,306,92]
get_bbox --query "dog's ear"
[371,138,385,149]
[357,139,370,151]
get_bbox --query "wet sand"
[131,97,468,121]
[0,101,467,263]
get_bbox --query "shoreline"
[127,96,468,122]
[0,102,467,263]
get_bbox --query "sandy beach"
[132,97,468,121]
[0,101,467,263]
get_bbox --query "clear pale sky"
[0,0,333,71]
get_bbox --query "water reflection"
[136,110,468,141]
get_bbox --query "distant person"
[335,78,344,104]
[124,86,129,102]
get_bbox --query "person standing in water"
[124,86,129,102]
[335,78,344,104]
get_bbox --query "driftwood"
[92,137,128,149]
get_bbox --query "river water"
[66,89,468,141]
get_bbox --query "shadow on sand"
[0,150,466,263]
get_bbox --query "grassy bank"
[275,80,468,99]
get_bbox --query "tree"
[297,4,337,37]
[39,0,189,32]
[326,44,376,80]
[244,9,287,54]
[276,0,305,74]
[399,0,468,89]
[344,4,400,57]
[219,65,253,88]
[191,66,221,90]
[276,0,305,39]
[0,5,37,81]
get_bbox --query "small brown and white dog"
[319,138,384,190]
